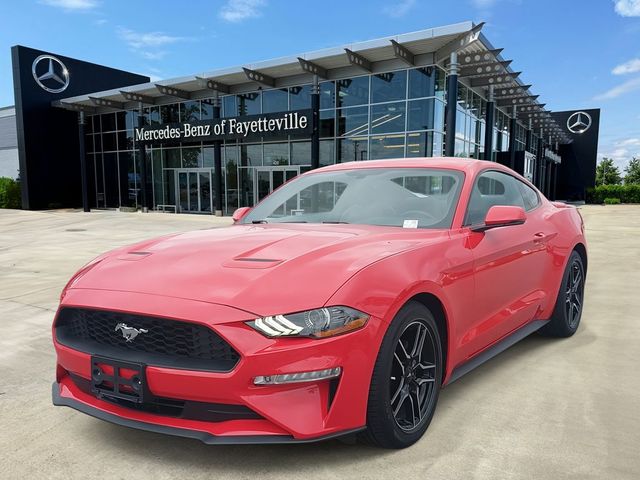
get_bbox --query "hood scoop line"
[223,256,284,269]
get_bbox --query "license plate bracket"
[91,356,147,404]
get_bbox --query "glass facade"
[85,63,534,214]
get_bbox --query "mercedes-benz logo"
[566,111,592,134]
[32,54,70,94]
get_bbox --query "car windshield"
[241,167,464,229]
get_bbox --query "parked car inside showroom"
[52,158,587,449]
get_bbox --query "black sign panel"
[134,109,312,145]
[551,108,600,201]
[11,45,149,209]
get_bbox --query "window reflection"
[263,89,288,113]
[370,102,406,134]
[337,106,369,136]
[371,70,406,103]
[289,85,312,110]
[337,76,369,107]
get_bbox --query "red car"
[52,158,587,449]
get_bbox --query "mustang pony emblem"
[114,323,148,342]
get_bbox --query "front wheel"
[362,302,442,448]
[539,250,585,337]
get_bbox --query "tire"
[539,250,585,338]
[361,301,443,449]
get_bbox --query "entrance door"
[176,169,213,213]
[254,167,300,203]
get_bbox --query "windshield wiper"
[251,219,268,224]
[322,221,350,224]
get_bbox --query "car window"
[464,170,526,226]
[242,168,464,229]
[515,179,540,211]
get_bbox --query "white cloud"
[599,136,640,169]
[471,0,498,7]
[383,0,416,17]
[40,0,99,10]
[117,28,188,61]
[612,58,640,75]
[614,0,640,16]
[219,0,266,22]
[117,28,185,49]
[593,76,640,100]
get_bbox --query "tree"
[595,158,622,186]
[624,157,640,184]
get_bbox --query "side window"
[516,180,540,211]
[464,171,525,226]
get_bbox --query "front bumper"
[53,289,385,443]
[52,382,364,444]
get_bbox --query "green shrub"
[0,177,21,209]
[586,184,640,204]
[604,197,621,205]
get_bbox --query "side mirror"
[232,206,251,223]
[471,205,526,232]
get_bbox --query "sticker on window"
[403,219,419,229]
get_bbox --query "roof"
[315,157,498,173]
[55,21,569,144]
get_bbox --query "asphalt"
[0,206,638,479]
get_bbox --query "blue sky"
[1,0,639,168]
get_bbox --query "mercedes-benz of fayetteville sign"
[134,109,312,144]
[32,54,70,94]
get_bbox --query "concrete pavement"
[0,206,638,479]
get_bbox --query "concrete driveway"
[0,206,638,479]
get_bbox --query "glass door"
[175,169,213,213]
[253,167,300,205]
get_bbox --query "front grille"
[55,308,240,372]
[70,374,261,422]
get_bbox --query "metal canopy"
[195,77,230,94]
[155,84,192,100]
[88,97,124,110]
[243,67,276,88]
[459,60,512,78]
[344,48,372,72]
[297,57,327,78]
[120,91,156,105]
[390,40,415,66]
[52,20,572,144]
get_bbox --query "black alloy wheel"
[565,256,584,330]
[390,321,438,433]
[362,301,442,448]
[539,250,586,338]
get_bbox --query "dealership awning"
[54,20,570,144]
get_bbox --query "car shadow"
[86,326,596,472]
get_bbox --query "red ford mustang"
[52,158,587,448]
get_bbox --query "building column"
[78,111,90,212]
[508,105,517,168]
[212,93,224,216]
[483,85,495,161]
[444,52,459,157]
[525,118,532,152]
[137,103,149,212]
[545,134,552,197]
[311,74,320,170]
[536,130,544,190]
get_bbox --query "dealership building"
[4,21,599,215]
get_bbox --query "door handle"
[533,232,547,243]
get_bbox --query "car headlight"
[247,306,369,339]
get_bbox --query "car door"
[460,170,549,359]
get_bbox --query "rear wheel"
[362,302,442,449]
[539,250,585,337]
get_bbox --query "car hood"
[70,224,449,316]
